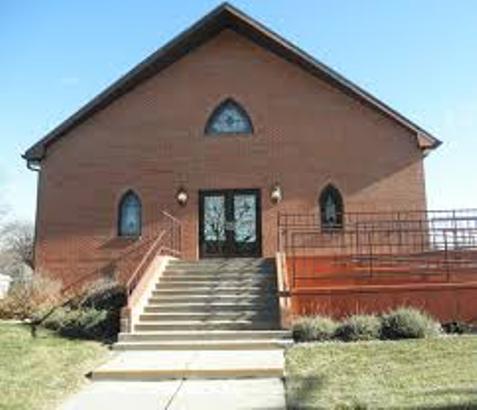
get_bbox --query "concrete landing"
[92,350,284,381]
[60,378,286,410]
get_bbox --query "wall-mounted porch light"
[270,183,282,204]
[176,187,188,206]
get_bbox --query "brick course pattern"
[34,30,427,286]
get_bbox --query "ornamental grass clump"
[335,314,381,342]
[380,307,442,340]
[292,316,338,342]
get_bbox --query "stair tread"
[147,301,277,306]
[134,322,276,332]
[137,319,272,325]
[155,281,270,289]
[120,329,289,334]
[163,274,274,277]
[162,271,273,274]
[149,294,276,299]
[153,288,273,292]
[170,261,271,266]
[93,349,284,373]
[154,286,274,288]
[167,270,273,272]
[140,311,275,316]
[143,308,273,313]
[151,291,273,296]
[113,340,291,351]
[121,330,290,336]
[138,314,277,322]
[115,339,291,346]
[145,302,272,307]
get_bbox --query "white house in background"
[0,274,12,298]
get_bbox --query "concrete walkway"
[60,259,290,408]
[60,378,286,409]
[91,350,284,380]
[66,349,287,409]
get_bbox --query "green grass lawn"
[0,322,109,410]
[286,336,477,409]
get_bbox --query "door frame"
[198,188,262,258]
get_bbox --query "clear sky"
[1,0,476,222]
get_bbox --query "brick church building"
[26,4,477,328]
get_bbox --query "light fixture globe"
[270,183,282,204]
[176,187,188,206]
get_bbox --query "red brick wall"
[34,30,427,286]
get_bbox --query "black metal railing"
[278,210,477,288]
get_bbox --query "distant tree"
[0,220,34,279]
[2,221,34,268]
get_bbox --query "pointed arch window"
[205,99,253,135]
[319,185,344,230]
[118,190,142,237]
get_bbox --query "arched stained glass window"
[319,184,344,230]
[118,190,142,237]
[205,99,253,135]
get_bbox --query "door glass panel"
[203,195,226,241]
[234,194,256,243]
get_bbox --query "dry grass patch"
[0,322,108,410]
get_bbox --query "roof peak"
[23,3,440,162]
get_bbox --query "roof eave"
[22,3,237,162]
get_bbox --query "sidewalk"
[91,350,284,380]
[60,378,286,410]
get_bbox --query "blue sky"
[1,1,476,221]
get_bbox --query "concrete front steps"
[92,258,291,381]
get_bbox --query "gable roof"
[23,2,441,162]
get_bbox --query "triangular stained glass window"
[205,99,253,135]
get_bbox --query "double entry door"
[199,189,262,258]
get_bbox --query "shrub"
[18,277,125,341]
[0,275,125,341]
[0,275,61,320]
[442,321,474,335]
[42,307,113,340]
[76,279,127,311]
[37,308,65,331]
[336,314,381,342]
[38,279,126,342]
[380,307,442,340]
[292,316,338,342]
